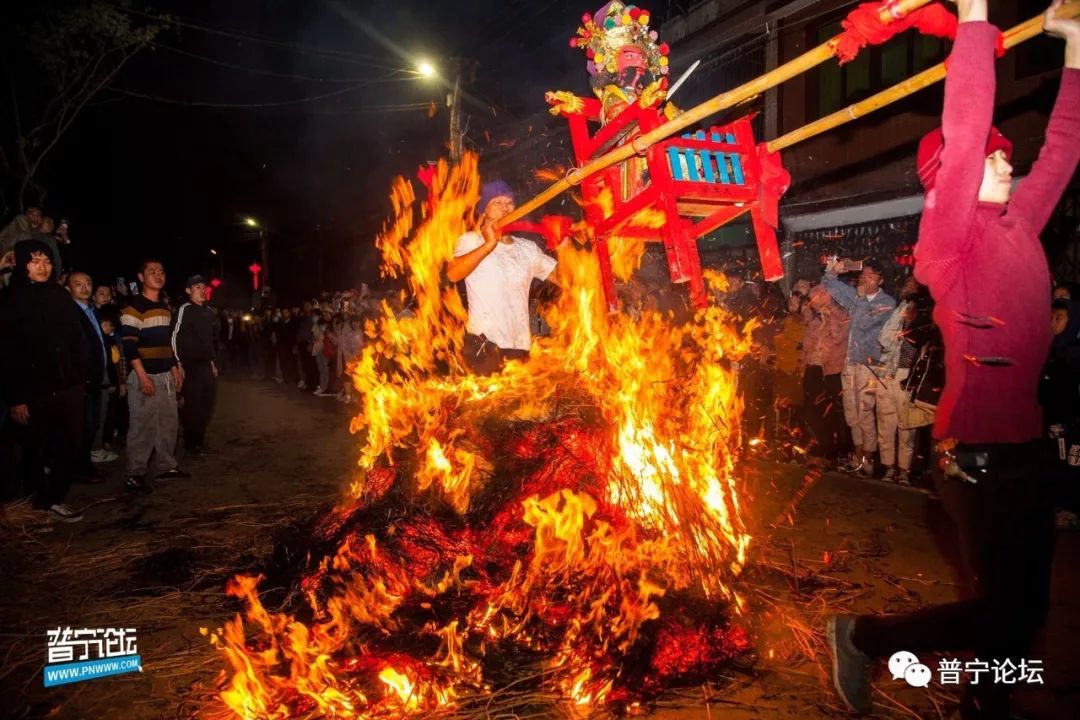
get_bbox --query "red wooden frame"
[552,97,784,311]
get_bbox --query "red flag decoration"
[832,1,1004,66]
[416,163,438,216]
[248,262,262,290]
[502,215,574,252]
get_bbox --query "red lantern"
[248,262,262,290]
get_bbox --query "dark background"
[1,0,652,304]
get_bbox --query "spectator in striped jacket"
[121,259,189,493]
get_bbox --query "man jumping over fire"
[447,180,558,374]
[828,0,1080,717]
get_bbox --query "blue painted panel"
[668,147,685,180]
[730,153,745,185]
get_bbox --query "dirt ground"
[1,380,1077,720]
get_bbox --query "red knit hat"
[916,126,1013,191]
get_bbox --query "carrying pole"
[495,0,935,228]
[768,1,1080,152]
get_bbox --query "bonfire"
[204,154,759,718]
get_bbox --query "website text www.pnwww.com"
[43,655,142,687]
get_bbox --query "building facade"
[660,0,1078,285]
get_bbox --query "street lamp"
[209,248,223,279]
[241,216,269,296]
[417,60,437,78]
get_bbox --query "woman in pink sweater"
[827,1,1080,717]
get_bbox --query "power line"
[150,42,411,83]
[107,82,406,109]
[112,3,405,70]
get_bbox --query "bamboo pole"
[496,0,936,228]
[768,0,1080,152]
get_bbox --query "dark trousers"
[803,366,845,460]
[853,441,1055,717]
[103,389,128,446]
[278,344,298,385]
[741,359,774,441]
[180,362,217,450]
[80,385,103,470]
[23,385,85,508]
[463,334,527,375]
[302,351,319,390]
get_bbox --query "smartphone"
[845,260,864,272]
[129,282,138,293]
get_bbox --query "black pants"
[278,344,298,385]
[803,367,845,460]
[103,389,128,446]
[180,362,217,450]
[302,351,318,390]
[23,385,85,508]
[79,385,103,471]
[463,334,527,376]
[853,441,1055,717]
[740,359,774,441]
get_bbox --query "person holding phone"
[828,1,1080,716]
[821,256,896,478]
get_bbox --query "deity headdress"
[570,2,670,82]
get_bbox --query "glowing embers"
[208,152,755,717]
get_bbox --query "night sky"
[5,0,661,304]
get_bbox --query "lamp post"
[244,217,269,295]
[415,58,466,163]
[210,248,224,279]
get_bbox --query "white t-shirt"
[453,232,557,351]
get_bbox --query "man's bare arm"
[447,223,501,282]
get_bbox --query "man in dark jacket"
[0,240,90,521]
[67,271,111,483]
[171,275,220,456]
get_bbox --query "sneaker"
[126,476,152,494]
[826,615,873,715]
[48,504,83,523]
[897,469,912,487]
[157,468,191,481]
[881,466,897,483]
[297,381,307,390]
[840,454,864,473]
[856,458,874,479]
[90,449,119,463]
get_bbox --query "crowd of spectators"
[717,258,1078,528]
[0,204,379,523]
[1,201,1076,530]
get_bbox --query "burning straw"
[205,153,760,718]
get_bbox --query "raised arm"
[446,225,498,283]
[1006,1,1080,234]
[914,1,997,290]
[821,269,858,313]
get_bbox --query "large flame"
[207,152,754,718]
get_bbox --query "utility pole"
[316,224,325,290]
[448,61,463,162]
[259,229,269,296]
